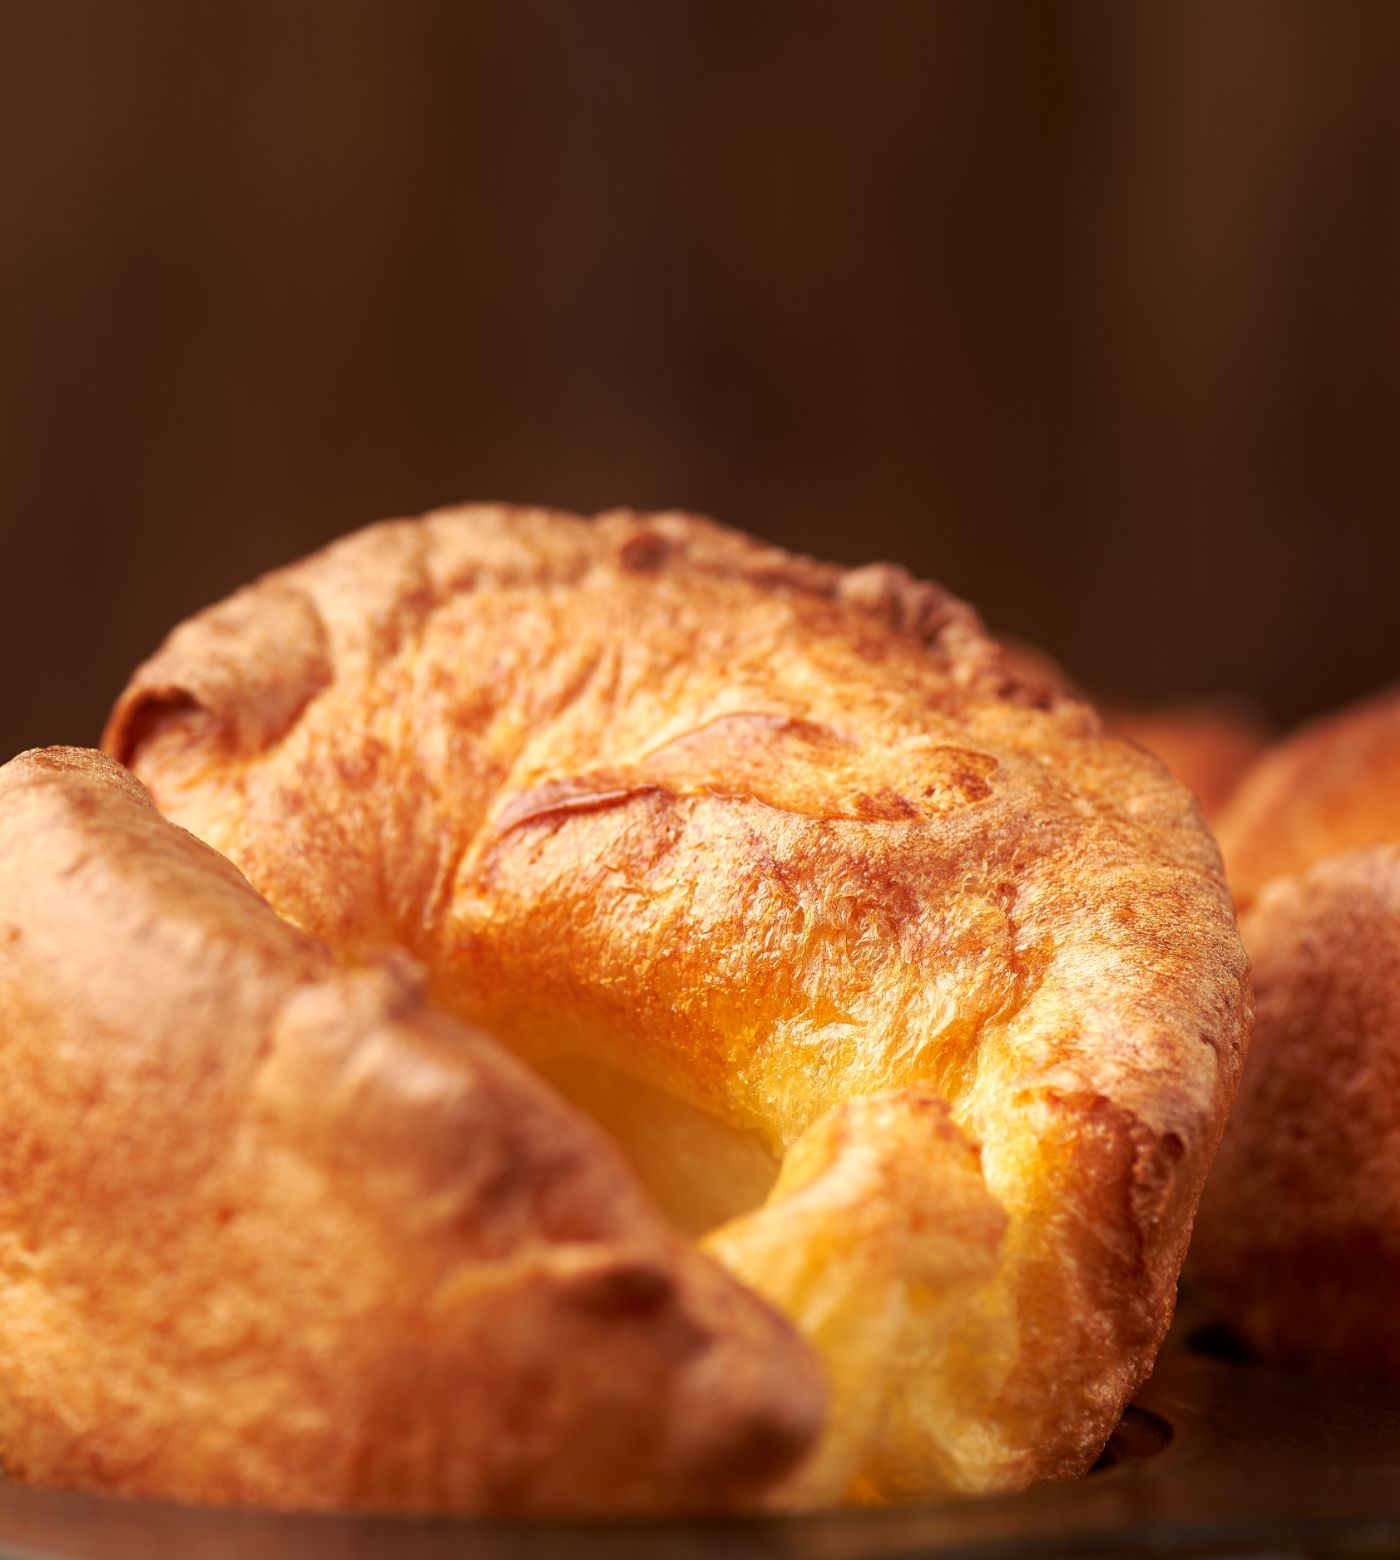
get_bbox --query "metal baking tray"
[2,1307,1397,1560]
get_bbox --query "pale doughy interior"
[532,1056,780,1238]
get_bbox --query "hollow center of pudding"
[530,1056,780,1237]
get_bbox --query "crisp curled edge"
[107,580,333,763]
[105,505,1072,769]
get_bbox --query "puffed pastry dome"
[1,506,1252,1512]
[1194,685,1400,1373]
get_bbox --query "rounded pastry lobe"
[105,504,1252,1503]
[1216,682,1400,905]
[1192,845,1400,1374]
[1192,686,1400,1374]
[1100,703,1269,824]
[996,637,1269,822]
[0,747,822,1514]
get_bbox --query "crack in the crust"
[938,879,1045,1141]
[991,881,1035,1026]
[418,639,621,947]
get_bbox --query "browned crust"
[0,746,823,1513]
[1191,844,1400,1374]
[1216,682,1400,905]
[106,508,1065,772]
[1191,689,1400,1375]
[103,504,1251,1500]
[996,639,1268,822]
[1101,703,1270,824]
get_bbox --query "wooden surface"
[1,0,1397,760]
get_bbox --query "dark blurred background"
[2,0,1397,761]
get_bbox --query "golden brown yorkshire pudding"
[1215,682,1400,906]
[106,505,1251,1503]
[1192,844,1400,1375]
[1192,687,1400,1372]
[0,747,822,1513]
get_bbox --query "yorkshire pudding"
[1193,844,1400,1374]
[0,746,821,1513]
[1194,686,1400,1372]
[104,505,1251,1503]
[1215,682,1400,905]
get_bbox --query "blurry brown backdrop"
[2,0,1397,761]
